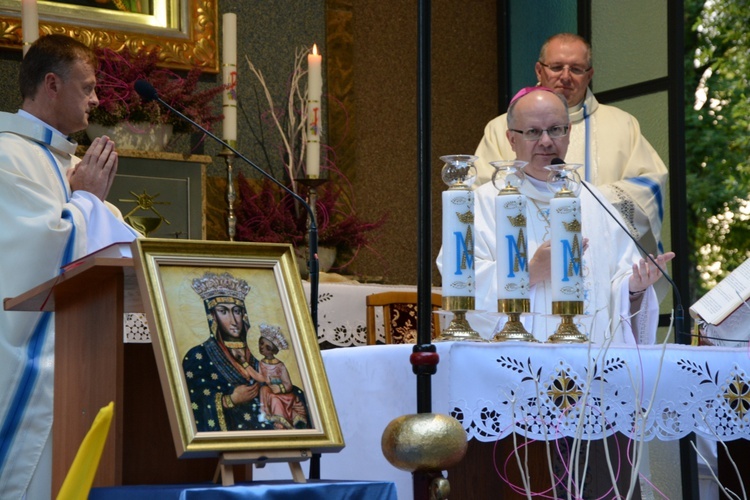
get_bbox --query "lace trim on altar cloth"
[444,344,750,442]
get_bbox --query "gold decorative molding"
[0,0,218,73]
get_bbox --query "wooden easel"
[213,449,311,486]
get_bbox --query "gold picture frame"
[0,0,218,72]
[133,239,344,457]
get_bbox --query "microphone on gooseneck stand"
[549,157,687,343]
[133,79,321,330]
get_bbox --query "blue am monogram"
[560,236,582,281]
[452,228,473,275]
[504,230,528,277]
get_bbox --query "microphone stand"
[578,181,686,342]
[143,90,320,337]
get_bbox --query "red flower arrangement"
[89,47,225,133]
[234,169,386,269]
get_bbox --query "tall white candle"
[306,44,322,178]
[22,0,39,57]
[441,188,475,297]
[549,195,583,302]
[221,13,238,144]
[495,193,529,300]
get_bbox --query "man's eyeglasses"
[538,61,591,76]
[509,125,570,141]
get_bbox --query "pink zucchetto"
[509,86,556,106]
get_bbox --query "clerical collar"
[0,110,79,156]
[527,174,547,192]
[527,173,563,195]
[569,100,584,114]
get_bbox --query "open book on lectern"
[690,257,750,344]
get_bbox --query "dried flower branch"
[245,48,308,191]
[236,47,386,269]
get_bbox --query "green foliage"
[685,0,750,300]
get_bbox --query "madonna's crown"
[192,272,250,302]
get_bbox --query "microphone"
[550,157,687,343]
[133,79,321,330]
[134,80,158,102]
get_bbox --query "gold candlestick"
[493,298,537,342]
[437,296,484,342]
[219,147,237,241]
[295,177,328,274]
[546,300,587,343]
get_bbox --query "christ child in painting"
[256,323,310,430]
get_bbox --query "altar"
[72,269,750,498]
[253,341,750,499]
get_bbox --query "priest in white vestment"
[472,33,667,259]
[470,86,674,344]
[0,35,138,498]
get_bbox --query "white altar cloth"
[254,341,750,499]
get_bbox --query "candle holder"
[543,162,587,344]
[436,154,484,342]
[295,176,329,274]
[547,301,587,343]
[489,160,536,343]
[218,145,237,241]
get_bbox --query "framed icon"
[133,238,344,456]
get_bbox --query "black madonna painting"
[134,239,343,456]
[183,271,310,432]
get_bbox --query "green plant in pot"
[88,47,225,151]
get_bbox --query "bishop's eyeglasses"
[509,125,570,141]
[538,61,592,76]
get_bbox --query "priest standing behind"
[0,35,138,498]
[471,86,674,343]
[473,33,667,259]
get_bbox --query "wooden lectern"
[4,254,224,496]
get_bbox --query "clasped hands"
[67,136,118,201]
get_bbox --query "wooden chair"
[365,291,443,345]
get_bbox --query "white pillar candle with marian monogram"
[438,155,483,341]
[442,187,475,298]
[549,192,583,302]
[495,192,529,300]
